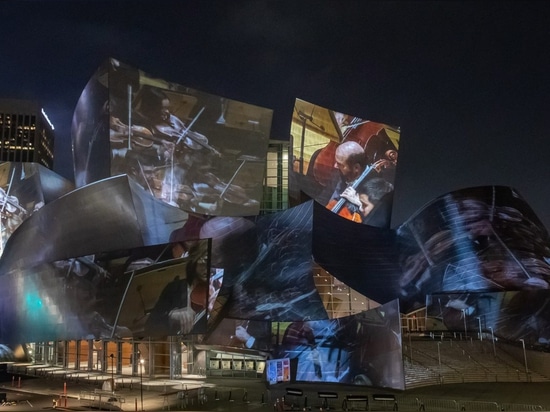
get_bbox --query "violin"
[203,172,250,205]
[154,110,222,157]
[155,122,221,157]
[109,116,155,148]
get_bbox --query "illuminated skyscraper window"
[0,99,55,169]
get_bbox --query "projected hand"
[341,187,361,207]
[235,326,252,342]
[168,307,195,334]
[372,158,390,172]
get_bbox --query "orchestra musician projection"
[325,141,394,225]
[0,187,26,248]
[78,60,274,217]
[339,177,394,225]
[144,242,209,336]
[110,86,220,210]
[290,99,399,228]
[0,163,46,256]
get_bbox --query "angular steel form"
[274,300,404,390]
[0,162,74,259]
[314,185,550,350]
[0,174,187,275]
[6,59,550,389]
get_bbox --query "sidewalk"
[3,366,269,411]
[4,365,550,411]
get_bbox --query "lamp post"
[519,339,528,377]
[109,354,114,392]
[475,316,482,341]
[140,358,144,411]
[461,309,468,338]
[437,341,442,369]
[488,326,496,356]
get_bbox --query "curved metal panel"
[211,201,327,321]
[0,175,180,274]
[312,200,401,306]
[314,185,550,315]
[0,174,190,274]
[127,177,188,245]
[71,61,112,187]
[36,163,75,203]
[0,162,58,258]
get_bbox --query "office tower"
[0,98,55,169]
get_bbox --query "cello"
[328,158,390,222]
[311,112,386,187]
[326,198,363,222]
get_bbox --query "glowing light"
[41,108,54,130]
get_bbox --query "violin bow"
[175,107,205,145]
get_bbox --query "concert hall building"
[0,59,548,392]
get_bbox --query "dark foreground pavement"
[2,373,550,411]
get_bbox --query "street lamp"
[109,354,114,392]
[437,341,442,369]
[488,327,496,356]
[461,309,468,338]
[140,358,145,411]
[475,316,482,341]
[519,339,528,376]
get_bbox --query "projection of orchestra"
[0,163,47,257]
[179,305,403,389]
[427,290,550,347]
[72,58,273,216]
[4,57,550,391]
[314,186,550,311]
[274,300,404,389]
[0,240,212,343]
[290,98,399,228]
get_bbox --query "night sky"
[2,1,550,228]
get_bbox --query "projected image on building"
[266,358,291,384]
[397,186,550,312]
[0,162,47,256]
[204,318,272,352]
[208,202,327,321]
[426,292,502,336]
[73,59,273,216]
[114,240,211,337]
[313,185,550,316]
[0,240,212,343]
[274,300,404,390]
[290,98,399,228]
[427,290,550,348]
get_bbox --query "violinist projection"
[72,58,273,216]
[426,290,550,348]
[0,162,46,258]
[274,299,404,390]
[289,99,399,228]
[0,239,212,343]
